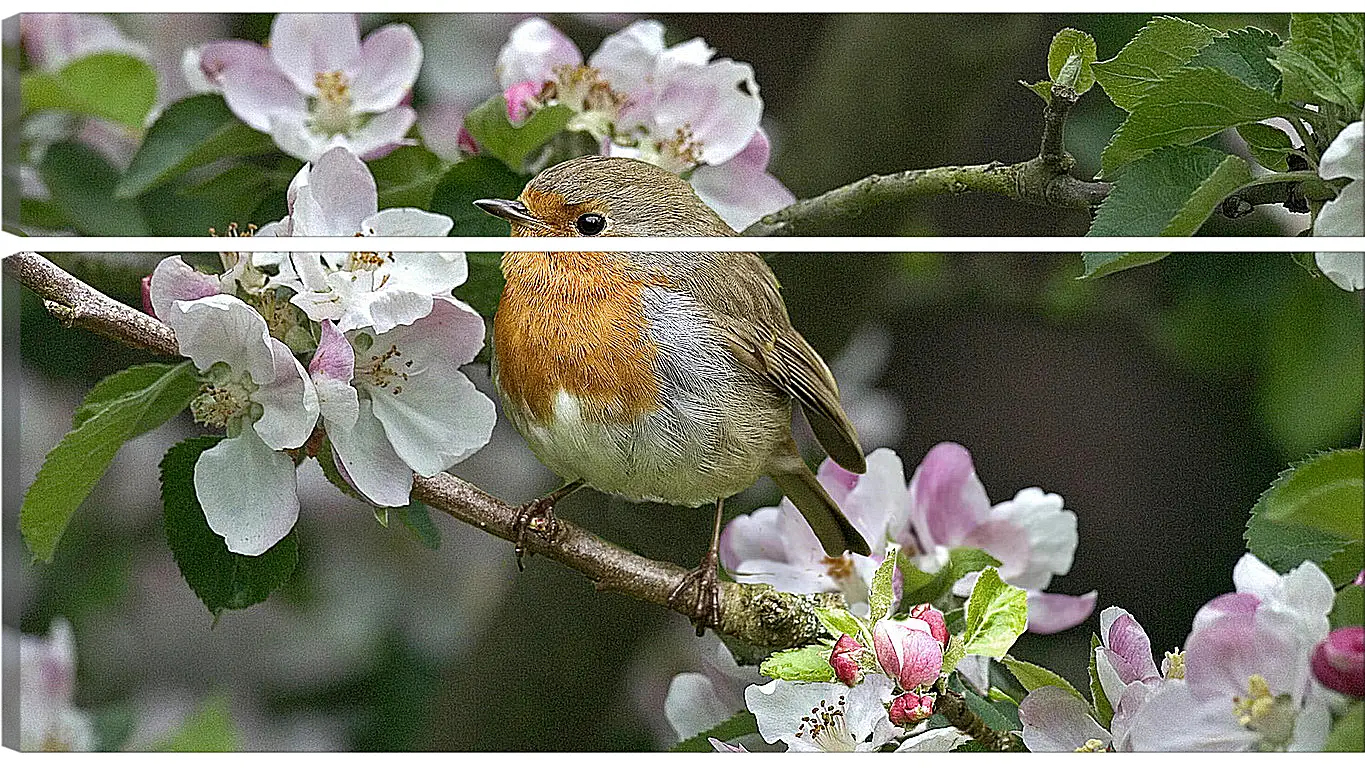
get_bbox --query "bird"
[474,155,871,630]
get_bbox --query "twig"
[3,251,838,651]
[932,679,1022,751]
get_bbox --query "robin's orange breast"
[494,251,668,424]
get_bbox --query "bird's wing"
[669,252,867,474]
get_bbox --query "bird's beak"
[474,198,543,228]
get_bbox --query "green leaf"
[898,546,1001,605]
[1188,28,1283,94]
[149,694,240,751]
[161,436,300,614]
[1088,633,1114,729]
[1093,16,1218,111]
[1245,448,1364,586]
[814,606,865,640]
[1273,13,1365,113]
[22,53,157,128]
[116,94,275,198]
[1001,656,1086,702]
[39,142,150,235]
[369,145,449,210]
[941,634,966,676]
[1078,254,1167,280]
[1331,584,1364,629]
[759,644,835,683]
[140,164,274,237]
[868,543,900,619]
[393,502,442,550]
[429,157,528,237]
[1101,67,1291,176]
[1325,701,1364,752]
[1237,123,1295,171]
[22,362,198,562]
[73,363,185,428]
[1019,79,1054,104]
[463,95,573,171]
[1048,29,1097,94]
[963,686,1021,732]
[962,567,1029,658]
[1086,145,1254,254]
[668,711,758,752]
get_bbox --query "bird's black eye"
[575,212,607,236]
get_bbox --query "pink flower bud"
[504,80,542,124]
[874,618,944,690]
[1312,627,1364,698]
[908,603,949,647]
[140,275,156,318]
[889,692,936,726]
[456,126,480,156]
[829,633,863,685]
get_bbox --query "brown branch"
[3,251,837,652]
[932,679,1022,752]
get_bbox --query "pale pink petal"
[21,13,147,71]
[252,337,319,451]
[652,58,762,165]
[504,80,542,124]
[1026,591,1097,634]
[293,146,378,234]
[1100,607,1160,682]
[418,103,470,162]
[165,294,274,384]
[690,129,793,229]
[269,114,332,162]
[360,209,454,238]
[149,256,220,320]
[1019,686,1110,752]
[350,24,422,113]
[309,320,355,382]
[345,106,417,160]
[209,43,307,132]
[905,443,992,552]
[589,20,667,123]
[836,448,911,549]
[268,13,362,94]
[495,17,582,90]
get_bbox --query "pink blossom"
[192,13,420,161]
[503,80,543,124]
[1311,627,1364,697]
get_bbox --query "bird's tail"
[771,465,872,557]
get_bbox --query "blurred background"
[8,251,1362,749]
[4,11,1361,753]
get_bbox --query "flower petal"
[664,672,736,741]
[193,430,299,556]
[345,106,417,160]
[328,397,413,507]
[1019,686,1110,752]
[895,727,971,752]
[905,442,991,552]
[982,487,1078,591]
[350,24,422,113]
[292,146,379,234]
[149,256,221,320]
[1314,253,1364,290]
[268,13,362,94]
[829,447,909,548]
[1120,680,1255,751]
[1099,607,1160,684]
[495,17,582,89]
[360,208,455,238]
[589,20,668,111]
[166,294,274,383]
[366,299,495,474]
[21,12,148,71]
[203,40,306,133]
[268,114,335,163]
[691,132,795,230]
[251,337,319,450]
[1026,590,1097,634]
[651,58,763,166]
[1319,121,1363,184]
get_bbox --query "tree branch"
[3,251,836,652]
[932,679,1022,751]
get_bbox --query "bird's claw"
[669,550,722,635]
[512,497,560,571]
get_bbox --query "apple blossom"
[664,637,767,742]
[260,146,467,334]
[888,691,936,726]
[20,13,148,72]
[1314,122,1363,291]
[16,619,93,751]
[1094,607,1162,710]
[1020,685,1112,752]
[1311,627,1364,697]
[191,13,421,161]
[905,442,1097,633]
[744,674,900,752]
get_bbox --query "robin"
[475,155,871,629]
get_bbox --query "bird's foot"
[512,496,560,571]
[669,549,722,635]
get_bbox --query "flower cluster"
[187,13,421,161]
[148,146,495,554]
[720,443,1096,632]
[1020,554,1343,752]
[491,17,794,230]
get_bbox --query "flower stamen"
[311,70,355,136]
